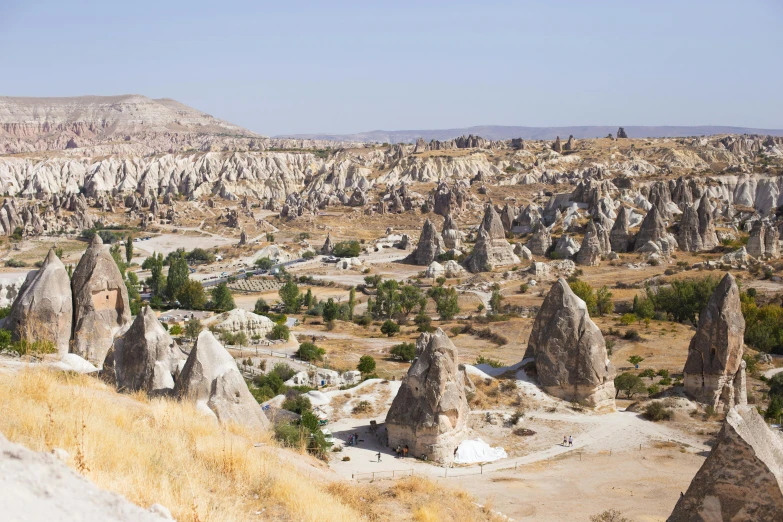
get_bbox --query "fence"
[352,469,414,482]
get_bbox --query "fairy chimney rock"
[528,278,616,409]
[71,234,131,367]
[385,329,470,465]
[683,273,747,411]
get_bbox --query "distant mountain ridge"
[278,125,783,143]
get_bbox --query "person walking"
[563,435,568,446]
[395,445,401,458]
[568,435,573,447]
[377,452,382,463]
[403,445,409,458]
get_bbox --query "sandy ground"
[135,232,234,257]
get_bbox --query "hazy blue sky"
[1,1,781,135]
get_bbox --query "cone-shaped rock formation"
[386,329,470,464]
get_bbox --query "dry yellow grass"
[0,368,502,522]
[0,368,357,522]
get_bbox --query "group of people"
[562,435,574,447]
[394,445,409,458]
[348,433,359,446]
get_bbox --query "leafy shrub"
[270,323,290,341]
[624,330,641,341]
[644,401,674,421]
[296,341,325,361]
[380,319,400,337]
[390,342,416,361]
[282,394,312,415]
[357,355,376,374]
[333,241,361,258]
[5,259,26,268]
[614,372,646,398]
[475,355,503,368]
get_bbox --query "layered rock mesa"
[0,94,367,155]
[463,204,520,273]
[528,279,616,409]
[3,248,72,355]
[113,306,187,395]
[175,330,269,431]
[71,234,131,367]
[668,406,783,522]
[385,329,470,464]
[683,273,747,411]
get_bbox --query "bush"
[5,259,26,268]
[380,319,400,337]
[414,313,433,333]
[357,355,376,375]
[270,323,290,341]
[643,401,674,421]
[254,298,270,314]
[255,257,274,270]
[296,341,325,362]
[302,250,316,260]
[475,355,504,368]
[645,276,719,324]
[282,394,312,415]
[620,314,636,326]
[390,342,416,362]
[519,283,529,294]
[333,241,361,258]
[590,510,631,522]
[169,324,182,335]
[624,330,641,341]
[354,315,372,327]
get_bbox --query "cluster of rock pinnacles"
[4,236,267,429]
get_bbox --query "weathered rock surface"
[683,273,747,411]
[214,308,275,338]
[697,196,719,250]
[668,406,783,522]
[678,205,703,252]
[320,233,334,255]
[113,306,186,394]
[747,220,766,258]
[554,234,580,258]
[3,249,72,355]
[526,222,552,256]
[175,330,269,430]
[463,205,519,272]
[408,218,445,265]
[71,235,131,367]
[441,214,461,250]
[528,279,616,409]
[610,206,631,252]
[634,204,677,255]
[576,221,602,266]
[386,329,470,464]
[617,127,628,138]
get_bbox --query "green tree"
[211,282,236,311]
[166,253,190,301]
[255,257,274,270]
[169,324,182,335]
[179,279,206,309]
[145,252,166,298]
[303,288,314,309]
[489,290,504,314]
[569,279,597,315]
[185,317,203,339]
[270,323,290,341]
[380,319,400,337]
[278,279,301,314]
[596,286,613,316]
[614,372,646,398]
[639,368,656,380]
[374,279,401,319]
[125,235,133,264]
[390,342,416,361]
[348,287,356,320]
[254,297,270,314]
[333,240,361,258]
[297,341,325,361]
[357,355,376,375]
[628,355,645,366]
[428,286,460,320]
[645,277,719,323]
[323,298,339,322]
[364,274,382,288]
[414,312,433,332]
[110,243,126,277]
